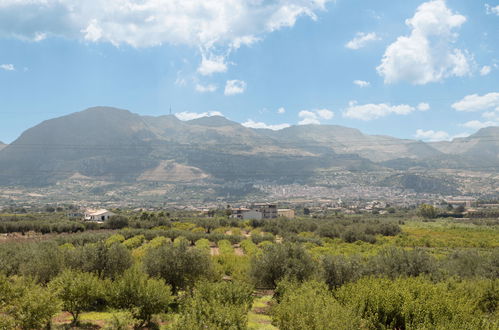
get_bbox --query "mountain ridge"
[0,106,498,190]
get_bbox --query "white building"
[84,209,116,222]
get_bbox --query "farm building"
[84,209,116,222]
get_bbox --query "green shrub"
[272,280,360,330]
[174,281,253,329]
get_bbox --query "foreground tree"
[272,280,359,330]
[175,281,254,329]
[1,274,61,329]
[50,269,105,324]
[109,267,172,327]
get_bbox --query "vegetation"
[0,209,497,328]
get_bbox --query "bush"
[336,277,495,329]
[369,247,437,278]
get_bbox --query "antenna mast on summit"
[169,105,172,115]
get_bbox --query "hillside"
[0,106,498,195]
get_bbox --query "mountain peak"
[472,126,499,138]
[186,115,240,127]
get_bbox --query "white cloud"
[298,110,320,125]
[417,102,430,111]
[353,80,370,87]
[316,109,334,120]
[0,0,332,75]
[298,109,334,125]
[175,111,223,121]
[277,107,286,114]
[0,64,15,71]
[195,83,217,93]
[345,32,380,50]
[377,0,471,85]
[415,129,450,141]
[197,56,227,76]
[452,92,499,112]
[461,120,498,130]
[343,101,429,120]
[480,65,492,76]
[224,80,246,96]
[486,4,499,15]
[242,119,290,131]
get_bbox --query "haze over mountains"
[0,107,498,196]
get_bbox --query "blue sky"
[0,0,498,143]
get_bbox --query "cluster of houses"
[230,203,295,219]
[72,203,294,223]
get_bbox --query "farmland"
[0,209,498,329]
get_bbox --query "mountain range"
[0,107,498,195]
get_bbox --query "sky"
[0,0,498,143]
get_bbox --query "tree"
[143,242,213,293]
[250,243,316,289]
[50,269,105,324]
[418,204,437,219]
[110,267,172,327]
[19,241,64,283]
[1,274,61,329]
[321,254,363,289]
[175,281,253,329]
[106,215,129,229]
[272,280,359,330]
[66,241,132,279]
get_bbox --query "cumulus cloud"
[480,65,492,76]
[415,129,450,141]
[0,0,332,75]
[298,109,334,125]
[197,56,227,76]
[377,0,471,85]
[316,109,334,120]
[277,107,286,114]
[175,111,223,121]
[224,80,246,95]
[353,80,370,87]
[0,64,15,71]
[452,92,499,112]
[345,32,380,50]
[242,119,290,130]
[343,101,428,120]
[195,83,217,93]
[417,102,430,111]
[486,4,499,15]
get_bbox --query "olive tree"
[50,269,105,324]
